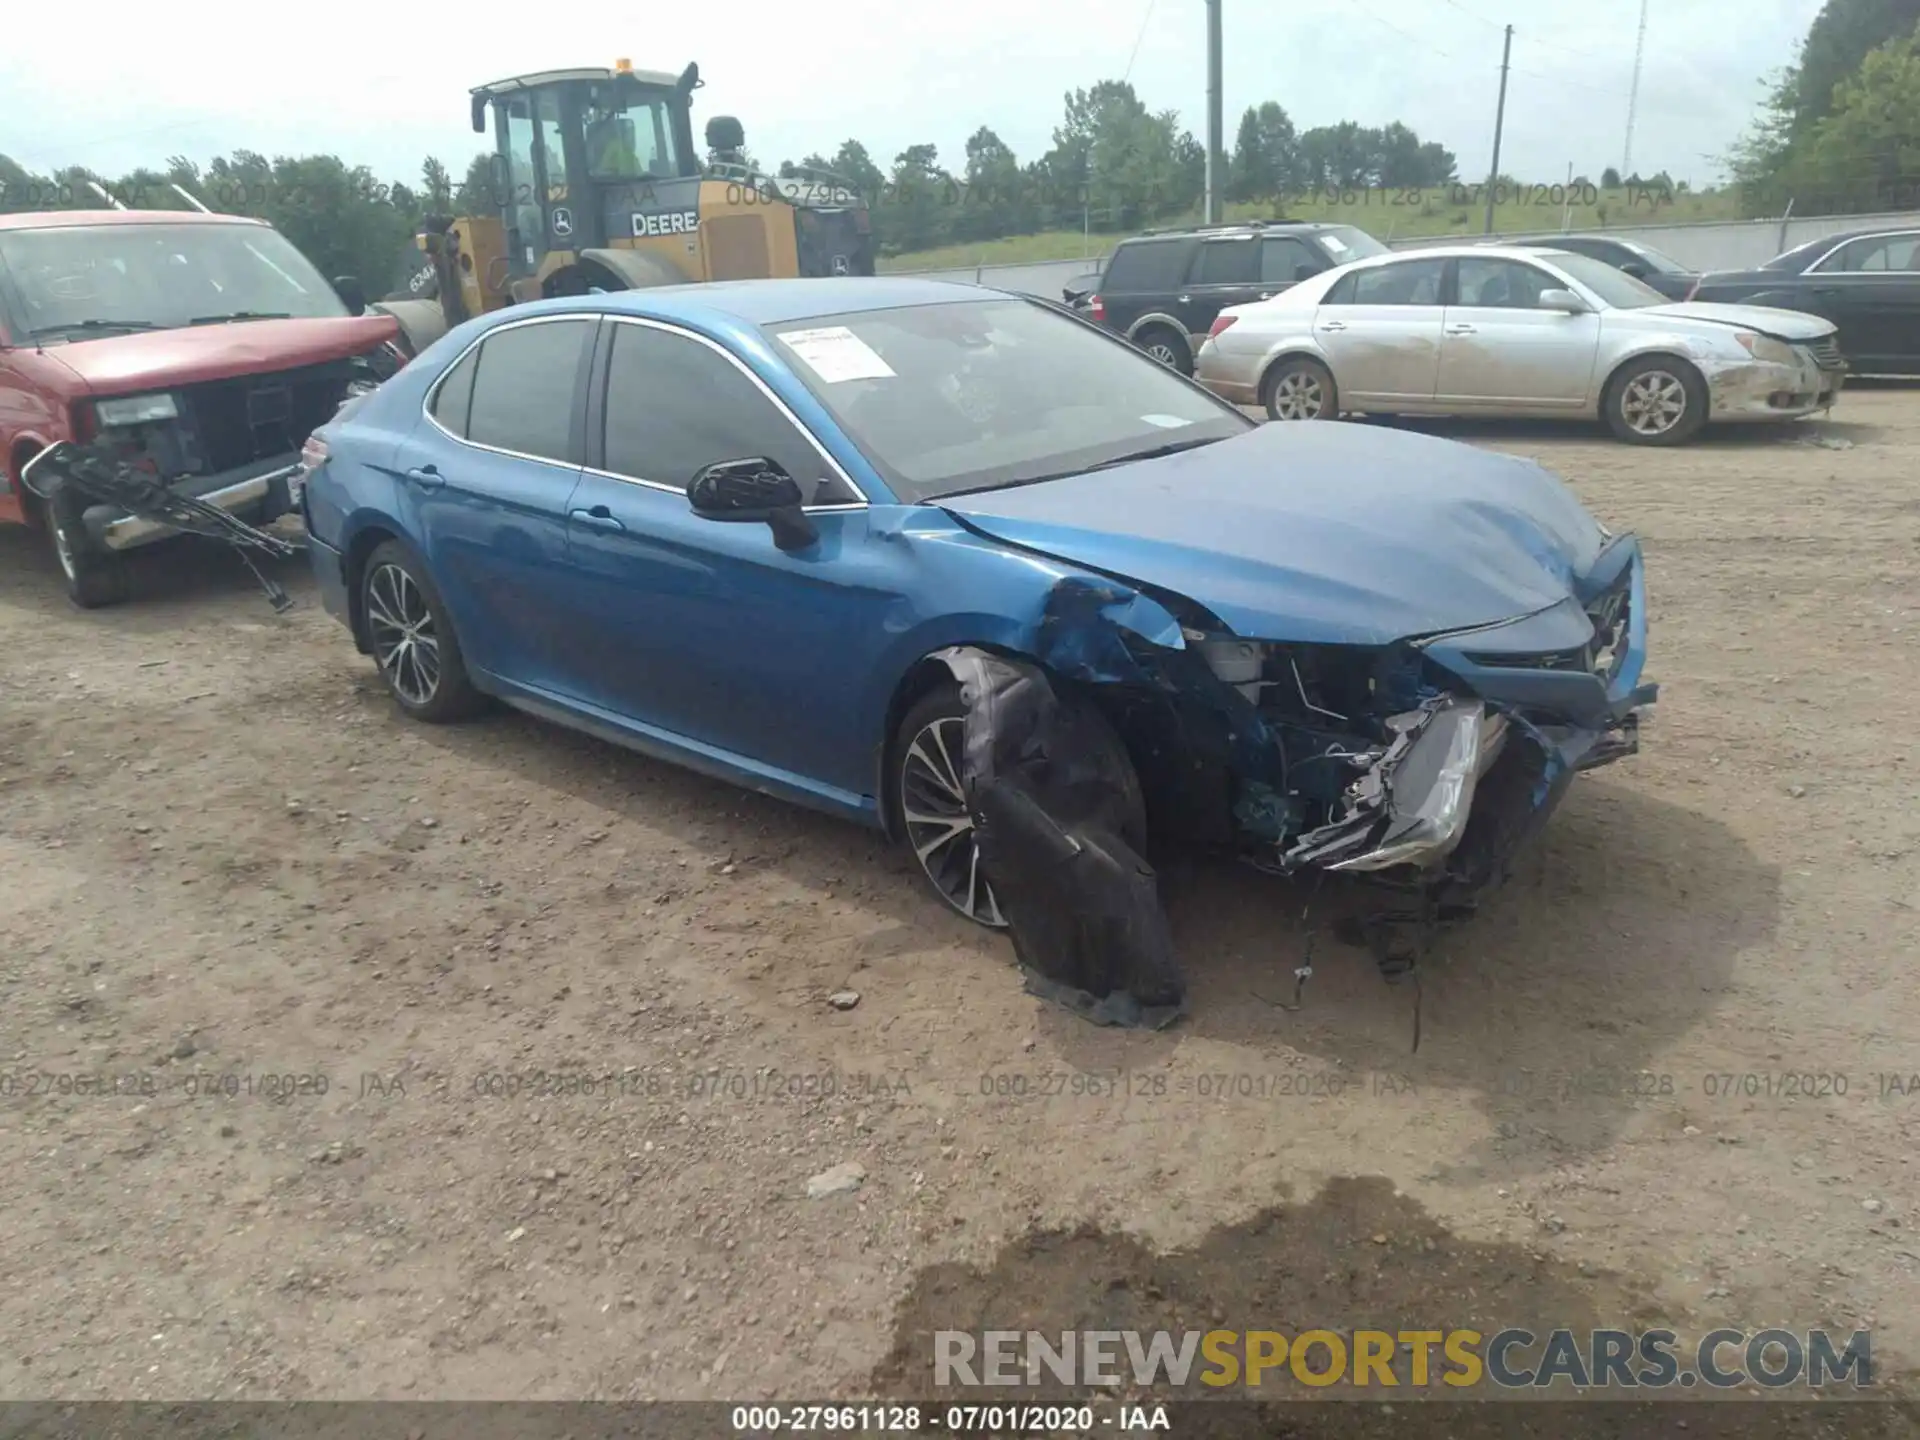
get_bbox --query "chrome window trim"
[1806,230,1920,275]
[588,314,870,512]
[420,311,597,473]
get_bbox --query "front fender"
[1126,311,1192,345]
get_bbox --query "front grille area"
[180,359,356,474]
[1802,335,1845,371]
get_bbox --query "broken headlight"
[1329,701,1489,872]
[94,392,180,427]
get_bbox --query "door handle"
[570,504,626,531]
[1445,323,1477,335]
[404,465,445,490]
[1318,320,1348,332]
[1177,294,1193,304]
[1258,291,1275,299]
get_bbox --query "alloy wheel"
[1144,339,1182,367]
[1271,370,1325,420]
[366,563,441,707]
[1620,370,1687,437]
[51,524,78,582]
[899,716,1006,928]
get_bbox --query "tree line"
[1730,0,1920,214]
[0,81,1468,291]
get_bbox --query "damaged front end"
[941,535,1656,1033]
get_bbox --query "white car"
[1193,244,1844,445]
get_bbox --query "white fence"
[893,208,1920,298]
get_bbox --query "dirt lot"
[1,393,1918,1423]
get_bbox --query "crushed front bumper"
[1704,347,1844,421]
[82,453,300,552]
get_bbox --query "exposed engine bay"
[934,570,1654,1042]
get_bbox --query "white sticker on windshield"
[1140,413,1192,429]
[1321,234,1349,254]
[777,325,896,383]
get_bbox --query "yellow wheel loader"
[375,60,874,355]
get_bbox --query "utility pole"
[1483,24,1513,236]
[1205,0,1224,224]
[1622,0,1649,177]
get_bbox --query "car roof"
[1119,221,1352,243]
[1360,243,1576,263]
[504,276,1006,328]
[0,209,269,233]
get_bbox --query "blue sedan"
[299,277,1655,931]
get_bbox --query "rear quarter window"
[1101,239,1193,292]
[429,347,479,438]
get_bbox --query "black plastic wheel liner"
[946,650,1186,1030]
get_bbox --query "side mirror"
[471,95,489,134]
[687,457,817,551]
[1619,262,1648,279]
[333,275,367,314]
[1293,262,1326,282]
[1537,288,1591,314]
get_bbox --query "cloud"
[6,0,1820,187]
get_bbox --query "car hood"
[42,314,400,397]
[1635,300,1835,340]
[939,421,1607,645]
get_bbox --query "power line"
[1122,0,1159,83]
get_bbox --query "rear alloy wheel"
[361,540,485,722]
[1135,326,1191,375]
[1263,356,1337,422]
[1605,356,1707,445]
[891,689,1006,928]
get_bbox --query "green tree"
[1230,102,1298,201]
[1601,165,1623,188]
[1778,30,1920,211]
[1792,0,1920,133]
[421,157,453,211]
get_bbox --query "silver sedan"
[1193,244,1845,445]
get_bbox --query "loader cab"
[471,61,702,284]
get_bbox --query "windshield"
[1316,226,1389,261]
[0,222,347,339]
[1620,239,1689,274]
[768,299,1252,501]
[1545,251,1668,309]
[582,83,683,180]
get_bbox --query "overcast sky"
[8,0,1820,193]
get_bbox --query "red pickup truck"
[0,209,404,606]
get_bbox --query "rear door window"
[1191,239,1258,284]
[464,317,593,462]
[1326,257,1448,305]
[1101,239,1192,292]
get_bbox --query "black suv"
[1087,220,1390,373]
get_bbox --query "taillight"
[1090,293,1105,322]
[1209,314,1239,339]
[292,433,328,509]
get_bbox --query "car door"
[557,316,894,797]
[390,313,594,692]
[1436,256,1601,408]
[1311,254,1448,405]
[1177,238,1264,346]
[1802,232,1920,370]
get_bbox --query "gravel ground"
[1,394,1917,1427]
